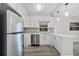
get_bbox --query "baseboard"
[31,45,40,46]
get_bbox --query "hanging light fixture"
[65,3,69,16]
[56,10,60,21]
[65,11,69,16]
[36,3,42,11]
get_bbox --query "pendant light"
[65,3,69,16]
[36,3,42,11]
[65,11,69,16]
[56,11,60,21]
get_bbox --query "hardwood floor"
[24,45,60,56]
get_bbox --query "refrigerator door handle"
[6,32,24,35]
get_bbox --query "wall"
[54,17,79,35]
[53,3,79,36]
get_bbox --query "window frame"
[39,24,48,32]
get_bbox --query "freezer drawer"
[7,33,24,56]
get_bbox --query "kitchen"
[0,3,79,56]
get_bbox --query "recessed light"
[57,17,60,21]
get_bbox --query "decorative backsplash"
[24,27,54,33]
[48,28,54,33]
[24,27,39,33]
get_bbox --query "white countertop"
[50,33,79,38]
[24,32,79,38]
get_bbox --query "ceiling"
[21,3,79,17]
[22,3,63,16]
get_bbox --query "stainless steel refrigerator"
[7,10,24,56]
[0,3,24,56]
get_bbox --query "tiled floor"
[24,45,60,56]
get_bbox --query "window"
[70,22,79,31]
[40,24,48,31]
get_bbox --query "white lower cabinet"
[24,33,54,46]
[50,34,54,46]
[54,36,62,54]
[24,33,31,46]
[54,35,73,56]
[40,33,51,45]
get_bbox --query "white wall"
[53,4,79,36]
[54,17,79,35]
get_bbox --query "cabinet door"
[36,34,40,46]
[30,19,38,27]
[40,34,50,45]
[44,34,49,45]
[31,34,35,46]
[49,35,54,46]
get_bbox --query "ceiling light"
[57,17,60,21]
[65,11,69,16]
[36,4,42,11]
